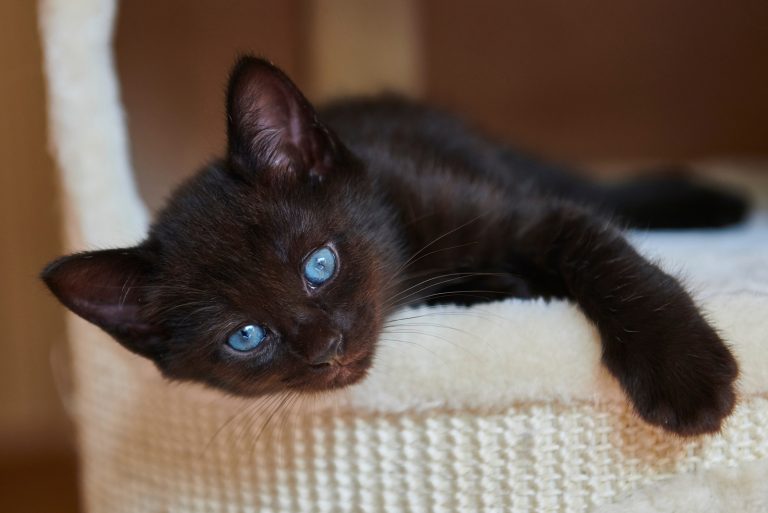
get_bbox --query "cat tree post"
[39,0,768,511]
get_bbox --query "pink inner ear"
[226,57,337,177]
[70,296,152,332]
[287,100,305,149]
[42,248,153,334]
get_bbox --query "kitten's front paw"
[609,322,738,436]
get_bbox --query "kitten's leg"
[510,201,738,435]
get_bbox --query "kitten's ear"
[226,56,341,179]
[41,248,164,359]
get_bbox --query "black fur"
[42,57,744,436]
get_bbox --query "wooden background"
[114,0,768,210]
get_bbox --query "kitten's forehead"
[153,168,346,278]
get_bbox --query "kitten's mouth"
[289,354,372,391]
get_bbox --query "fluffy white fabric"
[39,0,148,250]
[40,0,768,511]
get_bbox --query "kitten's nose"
[307,333,343,366]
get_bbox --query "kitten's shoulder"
[320,93,430,120]
[319,94,455,140]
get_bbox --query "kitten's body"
[43,58,743,437]
[322,97,744,303]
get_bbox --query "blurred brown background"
[116,0,768,210]
[2,0,767,511]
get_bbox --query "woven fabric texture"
[72,324,768,512]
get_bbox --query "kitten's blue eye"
[226,324,266,352]
[303,246,337,286]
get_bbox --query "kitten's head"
[42,57,402,396]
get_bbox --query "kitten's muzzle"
[306,333,343,367]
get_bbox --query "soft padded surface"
[41,0,768,511]
[342,210,768,412]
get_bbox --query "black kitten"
[42,57,744,436]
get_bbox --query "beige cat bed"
[40,0,768,511]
